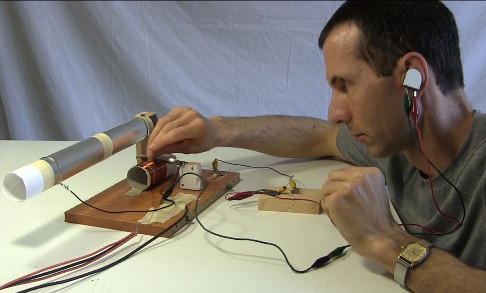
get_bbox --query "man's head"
[318,1,464,96]
[317,1,467,158]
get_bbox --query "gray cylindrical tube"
[2,113,156,201]
[45,117,150,182]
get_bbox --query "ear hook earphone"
[403,69,422,124]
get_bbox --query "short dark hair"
[318,1,464,95]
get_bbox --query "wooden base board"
[65,170,240,237]
[257,187,323,214]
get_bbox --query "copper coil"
[127,160,168,190]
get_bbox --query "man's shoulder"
[474,110,486,122]
[469,110,486,139]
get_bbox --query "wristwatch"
[394,239,434,288]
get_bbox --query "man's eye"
[340,80,348,93]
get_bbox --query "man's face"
[323,23,413,158]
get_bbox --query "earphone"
[403,68,422,90]
[403,69,422,124]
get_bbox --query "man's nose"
[328,97,351,124]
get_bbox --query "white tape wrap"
[92,133,114,160]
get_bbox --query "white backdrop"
[1,1,485,140]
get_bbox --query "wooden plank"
[257,187,323,214]
[65,169,240,237]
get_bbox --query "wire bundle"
[0,232,137,291]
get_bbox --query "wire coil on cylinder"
[125,160,168,196]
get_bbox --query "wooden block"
[257,186,323,214]
[65,169,239,237]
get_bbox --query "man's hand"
[146,107,220,157]
[321,166,414,272]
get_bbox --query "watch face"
[402,243,428,262]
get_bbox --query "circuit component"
[212,159,218,173]
[289,179,300,194]
[179,162,203,190]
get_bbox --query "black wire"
[60,183,176,214]
[179,171,349,274]
[16,208,189,293]
[7,243,119,287]
[216,159,294,179]
[406,107,466,236]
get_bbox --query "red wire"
[0,232,137,290]
[399,223,445,234]
[400,122,461,234]
[225,191,256,200]
[22,232,137,285]
[225,191,321,206]
[415,124,461,223]
[274,196,321,206]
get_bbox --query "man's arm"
[146,106,343,159]
[321,166,486,293]
[406,248,485,292]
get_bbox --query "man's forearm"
[406,248,486,293]
[210,115,343,158]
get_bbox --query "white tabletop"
[0,140,406,293]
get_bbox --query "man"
[146,1,485,292]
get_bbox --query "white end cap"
[3,165,45,201]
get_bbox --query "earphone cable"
[404,100,465,235]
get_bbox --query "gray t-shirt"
[336,111,486,269]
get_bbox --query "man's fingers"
[147,107,202,155]
[148,108,182,147]
[326,166,384,187]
